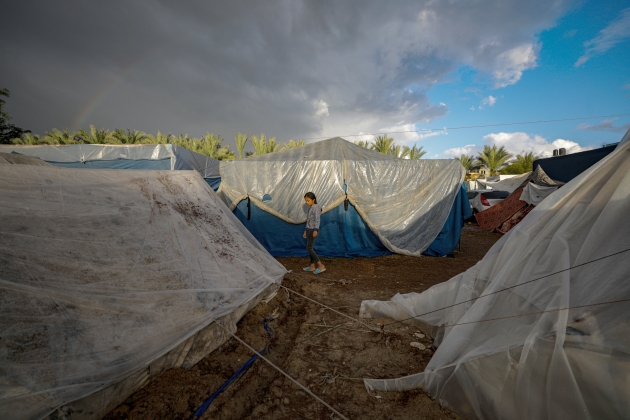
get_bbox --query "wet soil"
[104,227,501,420]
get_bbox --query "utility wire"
[382,248,630,327]
[300,113,630,141]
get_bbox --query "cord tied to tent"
[189,317,276,419]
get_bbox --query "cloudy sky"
[1,0,629,158]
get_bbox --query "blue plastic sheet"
[204,177,222,191]
[423,184,472,257]
[234,199,391,258]
[233,185,470,258]
[49,158,171,170]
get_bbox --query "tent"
[359,129,630,419]
[0,143,221,190]
[476,171,530,193]
[0,165,286,420]
[475,166,562,233]
[219,137,470,257]
[532,144,616,183]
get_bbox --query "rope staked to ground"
[280,284,383,333]
[216,322,350,420]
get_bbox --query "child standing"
[303,192,326,274]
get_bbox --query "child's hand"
[303,231,306,238]
[313,231,318,238]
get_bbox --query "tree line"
[10,126,309,161]
[354,135,427,159]
[456,145,539,176]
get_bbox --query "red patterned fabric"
[495,204,535,234]
[475,185,527,230]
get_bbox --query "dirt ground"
[104,228,501,420]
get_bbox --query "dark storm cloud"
[0,0,574,146]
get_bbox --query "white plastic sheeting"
[360,129,630,419]
[0,152,51,166]
[219,137,465,256]
[0,144,221,177]
[520,182,559,205]
[476,171,531,192]
[0,166,286,420]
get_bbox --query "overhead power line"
[302,113,630,141]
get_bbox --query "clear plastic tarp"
[476,171,531,192]
[0,144,221,177]
[219,137,465,256]
[0,166,286,420]
[360,129,630,419]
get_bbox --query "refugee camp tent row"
[360,129,630,420]
[0,144,222,190]
[4,138,472,258]
[0,163,286,420]
[218,137,471,258]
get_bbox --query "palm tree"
[144,131,173,144]
[514,151,538,172]
[455,154,477,172]
[198,133,235,160]
[250,134,268,156]
[390,144,409,158]
[476,145,512,176]
[266,137,281,154]
[355,140,371,148]
[12,132,43,145]
[77,125,117,144]
[235,132,248,159]
[44,128,79,144]
[371,135,395,154]
[250,134,280,155]
[282,139,305,149]
[112,129,148,144]
[406,144,427,160]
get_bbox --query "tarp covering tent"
[532,144,616,183]
[219,137,468,257]
[476,171,530,193]
[0,166,286,420]
[0,144,221,190]
[0,152,51,166]
[359,129,630,419]
[475,166,561,233]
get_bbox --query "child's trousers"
[306,229,320,264]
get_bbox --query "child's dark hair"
[304,192,317,204]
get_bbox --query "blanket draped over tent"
[359,129,630,420]
[219,137,466,256]
[0,166,285,420]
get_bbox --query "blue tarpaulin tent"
[232,184,471,258]
[220,137,470,257]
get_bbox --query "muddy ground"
[104,228,501,420]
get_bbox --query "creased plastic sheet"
[359,129,630,420]
[476,171,530,192]
[0,166,286,420]
[520,182,559,205]
[219,137,465,256]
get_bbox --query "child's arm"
[313,205,321,236]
